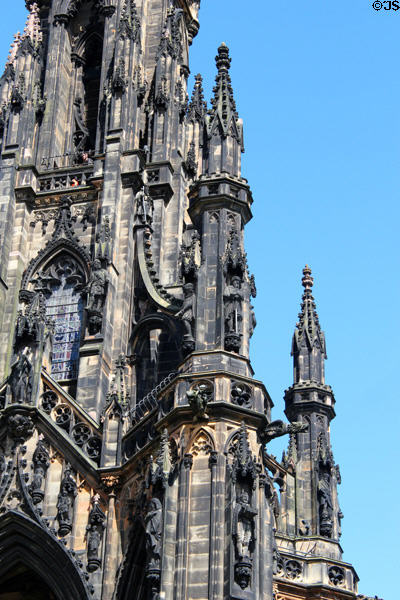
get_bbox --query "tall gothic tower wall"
[0,2,376,600]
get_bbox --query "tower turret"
[284,266,341,540]
[205,43,243,177]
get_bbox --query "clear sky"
[1,2,398,599]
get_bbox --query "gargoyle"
[258,419,308,445]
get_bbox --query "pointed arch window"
[43,256,85,381]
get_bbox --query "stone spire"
[187,74,206,122]
[204,43,243,176]
[5,3,42,69]
[291,265,326,384]
[6,33,22,67]
[22,2,43,47]
[208,43,240,137]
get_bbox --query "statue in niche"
[86,495,106,572]
[224,276,244,352]
[176,282,196,352]
[8,352,33,404]
[233,490,257,560]
[29,435,50,504]
[135,186,153,226]
[56,466,77,536]
[318,467,334,537]
[86,259,109,334]
[249,304,257,338]
[88,528,101,560]
[145,497,163,568]
[87,259,109,312]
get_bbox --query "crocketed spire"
[5,2,42,68]
[187,74,206,122]
[208,43,240,137]
[22,2,43,47]
[291,265,326,383]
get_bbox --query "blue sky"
[1,2,398,598]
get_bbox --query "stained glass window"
[45,260,84,381]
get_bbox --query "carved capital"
[209,450,218,468]
[7,414,34,442]
[101,474,121,496]
[53,14,69,27]
[183,453,193,470]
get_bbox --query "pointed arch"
[0,510,92,600]
[22,239,90,290]
[114,521,147,600]
[129,313,183,401]
[187,426,215,456]
[224,425,241,455]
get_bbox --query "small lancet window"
[43,256,85,381]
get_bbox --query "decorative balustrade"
[40,385,102,464]
[130,371,178,425]
[40,151,94,171]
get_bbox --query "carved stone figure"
[224,276,244,352]
[86,259,109,334]
[233,491,257,560]
[8,353,33,404]
[318,469,334,537]
[258,419,307,445]
[224,276,244,334]
[176,283,196,352]
[6,414,34,442]
[145,497,163,568]
[186,382,212,420]
[135,186,154,226]
[180,230,201,283]
[56,466,77,536]
[29,435,50,504]
[87,259,109,312]
[86,496,106,572]
[299,519,311,536]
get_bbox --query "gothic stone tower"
[0,2,378,600]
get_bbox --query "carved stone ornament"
[86,495,106,572]
[224,275,244,353]
[86,259,109,335]
[176,283,196,354]
[317,433,334,538]
[234,558,252,590]
[101,474,121,496]
[231,382,252,408]
[231,422,259,489]
[285,559,302,580]
[8,353,33,405]
[232,490,257,561]
[258,419,307,445]
[186,381,213,421]
[41,389,58,413]
[328,565,345,587]
[56,465,77,536]
[149,429,172,489]
[180,230,201,284]
[29,435,50,504]
[145,497,163,597]
[135,186,154,226]
[7,414,34,442]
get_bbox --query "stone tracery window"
[43,255,85,381]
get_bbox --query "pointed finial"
[188,73,206,121]
[302,265,313,291]
[215,43,231,72]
